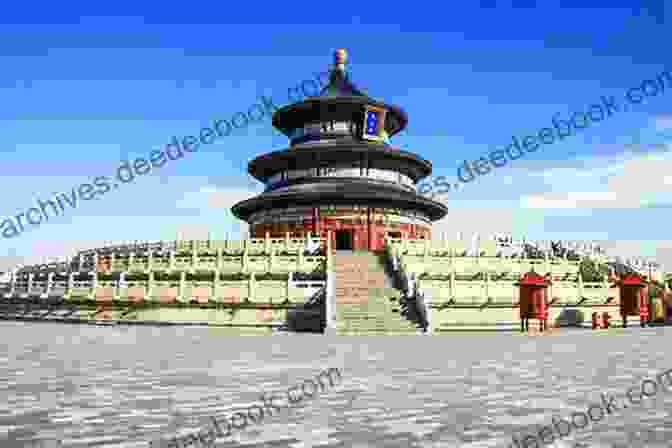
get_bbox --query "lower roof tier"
[231,178,448,222]
[247,140,432,183]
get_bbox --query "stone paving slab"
[1,323,672,447]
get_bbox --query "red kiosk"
[516,271,552,333]
[612,274,649,328]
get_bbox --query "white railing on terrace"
[1,271,328,304]
[12,235,333,278]
[383,243,430,332]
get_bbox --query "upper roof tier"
[272,49,408,138]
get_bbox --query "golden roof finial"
[334,48,348,72]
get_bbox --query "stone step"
[336,284,386,288]
[336,323,416,327]
[338,326,415,330]
[336,293,398,298]
[335,279,386,283]
[336,326,418,334]
[336,288,386,292]
[336,283,386,286]
[336,290,386,294]
[335,278,385,282]
[336,284,385,288]
[334,271,385,280]
[335,277,384,280]
[338,310,402,316]
[333,252,416,334]
[335,282,385,285]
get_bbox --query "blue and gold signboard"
[362,105,387,142]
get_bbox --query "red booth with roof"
[612,273,649,327]
[515,271,552,332]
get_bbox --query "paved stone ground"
[1,322,672,447]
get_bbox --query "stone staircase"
[334,251,420,335]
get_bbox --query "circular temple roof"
[272,96,408,138]
[248,140,432,183]
[232,50,444,224]
[231,178,448,222]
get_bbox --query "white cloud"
[175,186,219,209]
[431,207,535,239]
[520,195,578,209]
[205,188,260,209]
[521,153,672,209]
[0,186,258,272]
[174,185,260,221]
[655,115,672,130]
[521,191,626,209]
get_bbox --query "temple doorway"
[335,230,353,250]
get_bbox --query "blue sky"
[1,2,671,270]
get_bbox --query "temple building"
[1,49,669,334]
[231,49,448,251]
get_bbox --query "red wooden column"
[313,207,319,237]
[367,207,372,251]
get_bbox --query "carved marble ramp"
[334,252,419,335]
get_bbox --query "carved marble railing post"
[178,271,186,302]
[449,261,456,298]
[286,272,291,301]
[27,273,34,297]
[45,272,55,298]
[147,271,154,300]
[90,272,97,300]
[216,247,223,273]
[128,251,135,271]
[243,249,249,273]
[421,289,431,334]
[208,272,216,301]
[116,272,126,301]
[249,273,255,299]
[147,250,154,271]
[9,271,17,297]
[325,270,336,334]
[578,269,584,299]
